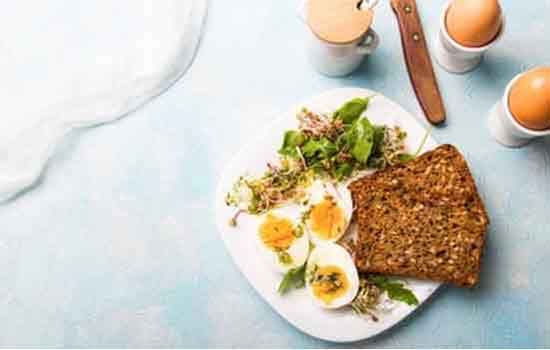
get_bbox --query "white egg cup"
[487,73,550,147]
[298,0,380,77]
[434,1,505,74]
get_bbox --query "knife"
[390,0,446,125]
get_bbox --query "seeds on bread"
[348,144,489,287]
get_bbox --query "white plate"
[215,87,441,343]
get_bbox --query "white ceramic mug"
[299,0,380,77]
[487,73,550,147]
[434,0,505,74]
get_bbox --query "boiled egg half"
[303,180,353,245]
[257,206,309,273]
[306,243,359,308]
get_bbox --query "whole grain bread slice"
[348,144,489,287]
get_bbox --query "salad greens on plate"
[226,96,417,219]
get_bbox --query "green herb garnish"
[306,263,318,284]
[312,271,344,292]
[397,153,415,163]
[275,249,293,265]
[278,264,306,295]
[368,275,419,306]
[350,275,383,319]
[371,125,386,154]
[397,125,433,163]
[293,224,304,238]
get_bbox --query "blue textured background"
[1,0,550,347]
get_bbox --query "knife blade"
[390,0,446,125]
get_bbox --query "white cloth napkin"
[0,0,207,202]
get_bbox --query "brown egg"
[446,0,502,47]
[509,67,550,130]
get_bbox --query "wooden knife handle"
[391,0,446,125]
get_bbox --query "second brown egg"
[509,67,550,131]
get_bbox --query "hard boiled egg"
[303,180,353,245]
[509,67,550,130]
[306,243,359,309]
[446,0,502,47]
[257,206,309,273]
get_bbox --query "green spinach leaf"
[302,138,338,160]
[279,130,305,158]
[347,118,375,163]
[333,97,370,124]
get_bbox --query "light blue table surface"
[1,0,550,347]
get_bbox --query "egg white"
[256,206,309,274]
[303,180,353,245]
[306,242,359,309]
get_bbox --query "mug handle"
[358,0,380,10]
[357,28,380,55]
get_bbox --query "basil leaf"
[278,264,306,295]
[348,118,374,163]
[368,275,419,306]
[333,97,370,124]
[279,130,305,158]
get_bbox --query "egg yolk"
[308,198,346,240]
[311,265,349,305]
[259,214,295,250]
